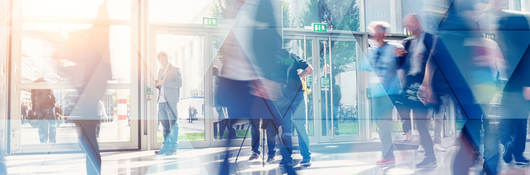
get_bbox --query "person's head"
[157,52,169,67]
[404,14,423,36]
[369,21,390,41]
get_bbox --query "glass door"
[10,0,140,153]
[283,37,317,144]
[146,28,213,149]
[318,37,362,142]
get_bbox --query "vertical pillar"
[390,0,403,34]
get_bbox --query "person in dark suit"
[394,14,444,169]
[496,10,530,166]
[155,51,182,155]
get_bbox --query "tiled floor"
[6,141,530,175]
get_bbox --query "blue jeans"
[158,103,178,148]
[37,108,56,144]
[291,92,311,159]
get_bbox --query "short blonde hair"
[368,21,390,33]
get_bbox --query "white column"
[390,0,403,34]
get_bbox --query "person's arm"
[419,35,440,104]
[299,65,313,79]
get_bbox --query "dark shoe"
[279,162,297,175]
[155,150,166,155]
[514,156,530,165]
[300,157,311,167]
[416,158,437,169]
[266,156,275,163]
[503,152,513,163]
[248,152,259,161]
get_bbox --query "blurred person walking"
[395,14,446,169]
[361,21,403,165]
[214,0,297,174]
[51,3,112,175]
[495,3,530,166]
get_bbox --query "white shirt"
[408,33,426,76]
[158,65,169,103]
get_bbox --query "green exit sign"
[203,17,218,26]
[313,23,327,32]
[484,33,495,40]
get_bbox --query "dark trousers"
[250,119,277,157]
[76,120,101,175]
[501,119,528,159]
[499,95,530,161]
[218,119,236,139]
[219,118,294,174]
[395,102,412,134]
[395,103,435,160]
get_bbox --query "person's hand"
[524,87,530,100]
[395,48,408,57]
[418,84,435,104]
[251,79,283,101]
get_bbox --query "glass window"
[149,0,212,23]
[21,0,131,20]
[20,24,131,84]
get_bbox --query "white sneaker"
[417,145,424,152]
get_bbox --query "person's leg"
[482,118,500,175]
[293,100,311,161]
[47,109,57,144]
[373,97,395,161]
[278,113,293,166]
[226,119,236,138]
[264,119,277,159]
[158,103,170,140]
[37,111,48,143]
[512,118,528,161]
[433,110,443,145]
[499,119,514,163]
[294,119,310,159]
[219,119,238,175]
[77,120,101,175]
[250,119,261,156]
[0,143,6,174]
[413,106,436,166]
[333,106,339,134]
[49,119,57,144]
[165,103,179,151]
[395,103,412,139]
[452,120,481,175]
